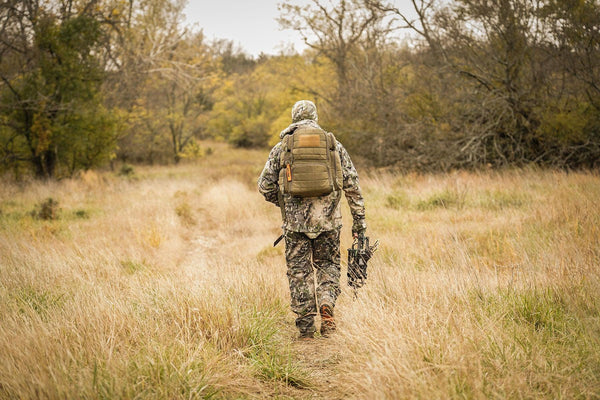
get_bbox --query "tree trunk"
[32,150,57,179]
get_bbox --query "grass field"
[1,143,599,399]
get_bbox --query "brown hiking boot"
[319,304,336,337]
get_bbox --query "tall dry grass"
[1,144,599,399]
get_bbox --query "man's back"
[258,119,366,237]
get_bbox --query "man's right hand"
[352,218,366,238]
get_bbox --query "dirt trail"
[290,337,347,399]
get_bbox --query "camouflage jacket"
[258,120,366,238]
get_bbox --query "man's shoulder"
[335,140,351,158]
[264,142,283,172]
[268,141,283,156]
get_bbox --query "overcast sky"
[183,1,418,57]
[184,0,306,56]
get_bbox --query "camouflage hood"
[292,100,318,123]
[280,100,320,139]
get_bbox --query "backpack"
[278,125,343,197]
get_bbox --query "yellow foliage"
[207,55,335,147]
[179,139,206,161]
[138,223,162,249]
[537,102,591,144]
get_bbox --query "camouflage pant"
[284,229,341,334]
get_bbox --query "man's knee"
[289,282,313,306]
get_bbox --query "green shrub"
[118,163,135,177]
[385,192,409,209]
[32,198,60,220]
[417,189,465,210]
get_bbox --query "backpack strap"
[326,131,342,191]
[277,129,296,225]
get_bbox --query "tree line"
[1,0,599,178]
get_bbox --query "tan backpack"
[278,125,343,197]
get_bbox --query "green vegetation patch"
[12,286,67,320]
[477,189,530,210]
[91,346,222,399]
[0,203,28,224]
[136,284,312,391]
[385,191,410,210]
[120,260,150,275]
[0,197,95,231]
[173,190,198,227]
[117,164,136,179]
[73,209,90,219]
[31,198,60,220]
[416,189,466,210]
[471,287,582,337]
[256,245,284,262]
[469,286,600,397]
[243,307,310,389]
[507,289,573,334]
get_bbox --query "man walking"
[258,100,367,339]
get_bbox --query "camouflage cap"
[292,100,318,123]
